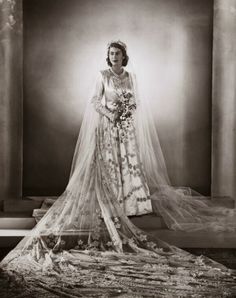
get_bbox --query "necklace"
[110,67,125,77]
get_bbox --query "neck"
[111,66,123,75]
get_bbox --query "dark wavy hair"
[106,42,129,67]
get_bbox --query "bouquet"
[112,90,136,127]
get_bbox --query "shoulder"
[99,69,111,79]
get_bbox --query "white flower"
[77,239,84,246]
[115,223,121,229]
[128,238,135,245]
[147,241,157,249]
[139,234,147,242]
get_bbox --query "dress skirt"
[96,115,153,216]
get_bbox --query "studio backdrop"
[23,0,213,196]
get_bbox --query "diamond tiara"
[107,40,127,50]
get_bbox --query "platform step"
[0,230,30,248]
[150,229,236,248]
[0,211,31,218]
[212,196,235,208]
[130,213,167,229]
[26,196,58,203]
[1,229,236,249]
[4,199,42,214]
[32,208,167,229]
[0,217,35,229]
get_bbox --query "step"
[213,196,236,208]
[4,199,42,213]
[0,229,30,248]
[1,229,236,249]
[130,213,167,229]
[2,195,234,231]
[0,210,166,231]
[27,195,236,211]
[32,209,167,229]
[150,229,236,248]
[0,216,36,229]
[0,211,31,217]
[26,196,58,204]
[3,195,234,210]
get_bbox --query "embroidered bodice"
[91,68,135,120]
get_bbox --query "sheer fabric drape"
[1,67,236,297]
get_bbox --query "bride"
[0,40,236,297]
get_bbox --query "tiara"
[107,40,127,50]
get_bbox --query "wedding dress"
[1,67,236,297]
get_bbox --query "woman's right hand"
[110,110,119,122]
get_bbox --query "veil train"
[0,55,236,297]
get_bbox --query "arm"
[91,72,115,121]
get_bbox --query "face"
[109,47,124,67]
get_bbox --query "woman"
[91,41,153,217]
[0,41,236,297]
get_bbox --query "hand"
[110,110,120,122]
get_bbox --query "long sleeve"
[91,72,114,121]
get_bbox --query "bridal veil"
[0,41,236,297]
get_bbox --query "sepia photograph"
[0,0,236,296]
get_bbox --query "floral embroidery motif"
[94,69,152,216]
[147,241,158,250]
[43,233,59,249]
[139,234,148,242]
[112,217,121,229]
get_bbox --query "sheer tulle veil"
[65,41,236,234]
[1,41,236,297]
[5,40,236,249]
[1,42,175,261]
[133,70,236,232]
[129,54,236,233]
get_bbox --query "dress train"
[1,68,236,297]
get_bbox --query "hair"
[106,42,129,67]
